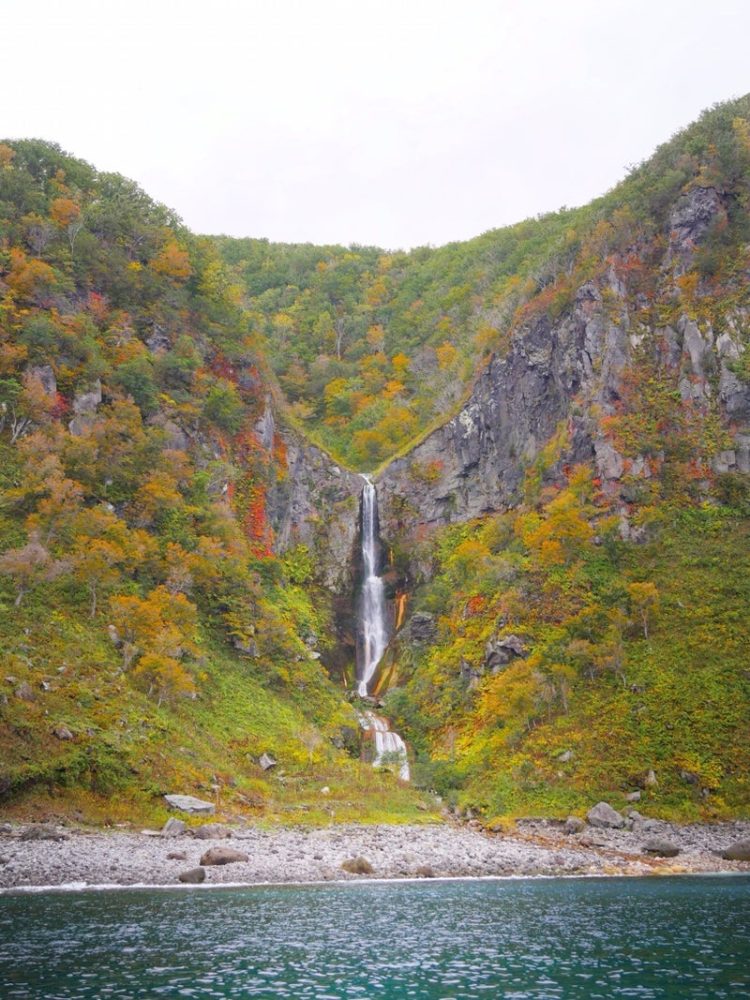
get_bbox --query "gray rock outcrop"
[586,802,626,829]
[268,420,362,591]
[485,634,527,672]
[370,185,750,571]
[403,612,438,644]
[69,380,102,436]
[720,838,750,862]
[164,794,215,815]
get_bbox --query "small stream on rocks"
[356,475,409,780]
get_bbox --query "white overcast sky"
[2,0,749,249]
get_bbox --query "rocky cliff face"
[376,186,750,565]
[260,186,750,600]
[259,400,363,592]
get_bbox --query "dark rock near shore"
[178,867,206,883]
[20,825,68,842]
[564,816,586,835]
[642,839,680,857]
[720,838,750,861]
[199,846,249,866]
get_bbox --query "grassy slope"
[0,549,431,827]
[386,504,750,822]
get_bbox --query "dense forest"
[2,95,750,824]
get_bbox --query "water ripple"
[0,876,748,998]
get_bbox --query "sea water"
[1,875,748,998]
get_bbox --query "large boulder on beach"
[199,846,249,866]
[192,824,230,840]
[178,867,206,883]
[161,818,187,837]
[563,816,586,835]
[642,839,680,857]
[586,802,625,829]
[720,838,750,861]
[341,856,374,874]
[164,794,215,815]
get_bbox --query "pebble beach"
[1,817,748,891]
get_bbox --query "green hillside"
[2,95,750,826]
[0,139,422,825]
[218,95,750,470]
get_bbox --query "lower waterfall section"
[360,711,410,781]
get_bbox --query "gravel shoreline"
[1,818,749,890]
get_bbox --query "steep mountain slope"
[217,211,580,468]
[219,97,750,480]
[0,140,417,824]
[2,95,750,826]
[369,97,750,819]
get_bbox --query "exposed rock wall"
[376,282,629,542]
[264,408,363,592]
[376,188,750,559]
[262,184,750,595]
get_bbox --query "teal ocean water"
[1,875,748,998]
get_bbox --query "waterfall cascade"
[356,475,409,780]
[360,711,410,781]
[357,475,387,697]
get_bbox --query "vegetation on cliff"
[384,476,750,820]
[0,139,425,823]
[219,96,750,470]
[2,94,750,825]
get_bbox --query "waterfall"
[361,711,410,781]
[356,475,410,780]
[357,475,387,698]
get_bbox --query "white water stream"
[360,711,410,781]
[357,475,387,698]
[356,475,410,781]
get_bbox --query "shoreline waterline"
[1,867,747,898]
